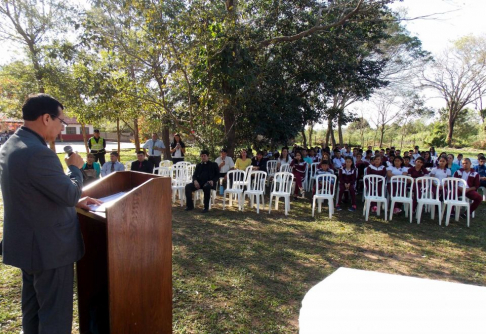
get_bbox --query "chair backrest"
[248,171,267,192]
[172,164,188,185]
[266,160,278,176]
[442,177,467,202]
[363,174,386,198]
[415,176,439,201]
[125,161,133,170]
[280,163,291,173]
[159,160,172,168]
[227,170,246,190]
[187,164,196,181]
[315,174,337,197]
[175,161,191,167]
[310,162,320,177]
[272,172,294,194]
[390,175,413,199]
[158,166,172,177]
[244,165,253,183]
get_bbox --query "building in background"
[59,116,94,141]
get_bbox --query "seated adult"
[215,148,235,179]
[101,151,125,177]
[474,156,486,188]
[185,150,220,213]
[235,149,252,171]
[454,158,482,218]
[82,153,101,185]
[251,151,268,173]
[130,151,154,173]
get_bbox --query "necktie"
[111,162,115,172]
[152,141,155,155]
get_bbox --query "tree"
[422,35,486,147]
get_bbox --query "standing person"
[453,158,482,218]
[101,151,125,177]
[130,151,154,173]
[290,151,307,200]
[143,133,165,170]
[185,150,220,213]
[170,133,186,164]
[88,129,106,166]
[336,156,357,212]
[81,153,101,185]
[0,94,101,334]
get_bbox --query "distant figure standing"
[170,133,186,164]
[143,133,165,171]
[88,129,106,166]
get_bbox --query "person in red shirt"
[453,158,482,218]
[336,157,357,212]
[407,157,429,213]
[365,155,387,213]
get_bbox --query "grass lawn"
[0,151,485,333]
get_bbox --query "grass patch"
[1,159,486,333]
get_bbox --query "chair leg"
[416,203,423,225]
[365,201,370,221]
[409,203,413,224]
[256,195,260,214]
[384,202,388,221]
[223,192,226,210]
[467,207,470,227]
[268,195,273,214]
[285,197,289,216]
[431,204,435,220]
[312,196,316,217]
[389,200,395,221]
[445,205,452,226]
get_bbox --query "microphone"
[64,146,74,156]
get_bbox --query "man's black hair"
[200,149,210,156]
[22,94,64,121]
[110,151,119,157]
[137,150,145,155]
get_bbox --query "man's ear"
[41,113,50,126]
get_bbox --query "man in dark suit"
[130,150,154,173]
[185,150,219,213]
[0,94,101,334]
[251,150,268,173]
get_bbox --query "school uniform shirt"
[290,160,307,175]
[366,165,387,178]
[453,169,480,189]
[339,167,357,185]
[315,167,335,183]
[332,157,345,169]
[474,164,486,178]
[407,166,429,179]
[278,157,292,166]
[430,167,451,183]
[386,166,408,180]
[412,153,421,161]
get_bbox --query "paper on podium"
[88,192,127,212]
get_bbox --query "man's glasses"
[49,114,68,126]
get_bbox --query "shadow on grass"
[171,194,486,333]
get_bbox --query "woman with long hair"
[423,151,433,168]
[277,147,291,169]
[447,154,460,175]
[235,149,252,171]
[170,133,186,164]
[365,155,387,213]
[290,151,307,200]
[408,157,430,214]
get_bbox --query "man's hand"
[65,152,84,169]
[208,181,214,187]
[76,197,103,211]
[194,180,200,189]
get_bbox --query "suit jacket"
[0,127,84,271]
[131,159,153,173]
[192,161,219,187]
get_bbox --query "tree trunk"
[81,123,89,153]
[116,118,121,159]
[379,126,385,148]
[447,118,455,147]
[330,127,336,148]
[301,128,307,148]
[162,124,171,161]
[223,106,236,158]
[325,119,332,147]
[134,118,140,152]
[338,121,344,145]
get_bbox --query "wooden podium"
[76,171,172,334]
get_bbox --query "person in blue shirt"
[474,156,486,187]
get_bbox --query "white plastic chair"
[300,163,310,193]
[186,164,196,183]
[243,171,267,214]
[268,172,294,216]
[362,175,388,221]
[223,170,246,211]
[159,160,172,168]
[125,161,133,171]
[415,177,442,225]
[312,174,337,218]
[234,165,253,190]
[279,163,291,173]
[479,186,486,201]
[171,165,188,206]
[195,187,217,210]
[442,178,471,227]
[158,166,171,177]
[307,162,321,192]
[266,160,278,179]
[389,176,414,222]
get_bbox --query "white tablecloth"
[299,267,486,334]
